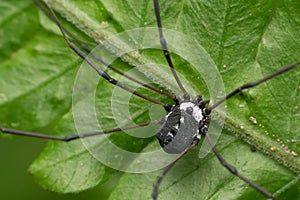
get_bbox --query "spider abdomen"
[156,99,208,154]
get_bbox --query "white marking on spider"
[180,102,202,122]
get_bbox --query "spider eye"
[186,107,193,115]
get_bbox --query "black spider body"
[156,95,210,154]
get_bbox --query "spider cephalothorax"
[156,94,210,154]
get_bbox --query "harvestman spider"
[1,0,299,199]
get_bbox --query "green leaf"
[0,0,299,200]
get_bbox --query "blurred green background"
[0,137,117,200]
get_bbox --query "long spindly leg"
[152,142,197,200]
[0,120,160,141]
[153,0,188,96]
[33,0,175,100]
[208,62,300,111]
[204,130,277,200]
[42,1,169,108]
